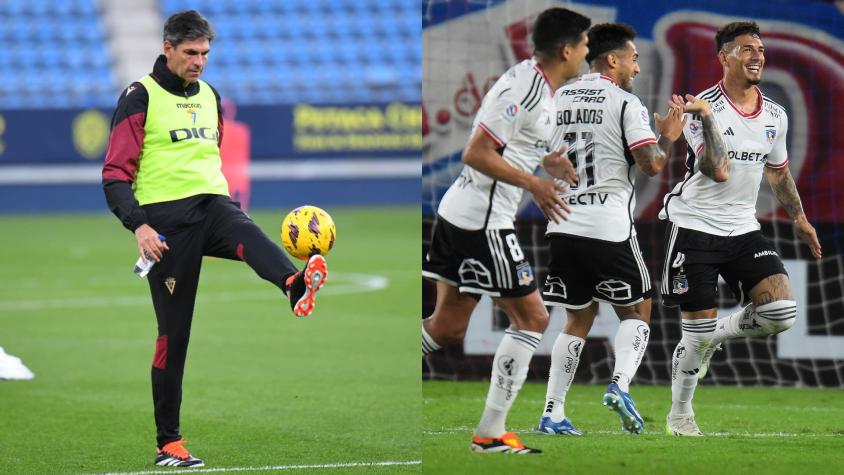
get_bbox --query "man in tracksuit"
[102,10,328,467]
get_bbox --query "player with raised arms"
[536,23,686,436]
[661,21,821,436]
[421,7,591,453]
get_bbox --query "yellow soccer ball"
[280,205,336,260]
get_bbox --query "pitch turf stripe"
[0,273,389,312]
[0,160,420,185]
[87,460,422,475]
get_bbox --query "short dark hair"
[532,7,591,60]
[715,21,760,53]
[585,23,636,64]
[163,10,216,47]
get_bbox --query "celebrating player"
[661,21,821,436]
[421,8,591,453]
[535,23,685,436]
[102,11,328,466]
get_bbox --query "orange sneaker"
[155,438,204,467]
[470,431,542,454]
[285,254,328,317]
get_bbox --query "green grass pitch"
[0,206,420,475]
[424,381,844,474]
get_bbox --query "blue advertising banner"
[0,102,421,165]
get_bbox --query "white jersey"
[546,73,657,242]
[438,58,556,230]
[659,82,789,236]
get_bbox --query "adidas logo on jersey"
[723,127,735,136]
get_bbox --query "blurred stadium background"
[423,0,844,470]
[0,0,419,210]
[0,1,421,473]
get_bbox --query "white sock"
[543,333,584,422]
[611,319,649,393]
[670,318,715,415]
[475,328,542,438]
[422,320,442,356]
[712,300,797,345]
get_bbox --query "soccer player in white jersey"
[660,21,822,436]
[421,7,591,453]
[535,23,686,436]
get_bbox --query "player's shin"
[543,333,584,422]
[712,300,797,344]
[475,329,542,438]
[670,319,715,415]
[611,319,649,392]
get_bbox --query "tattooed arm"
[697,114,730,182]
[765,166,822,258]
[678,94,730,182]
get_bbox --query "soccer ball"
[280,205,336,260]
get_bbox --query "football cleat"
[470,432,542,454]
[666,412,703,436]
[285,254,328,317]
[698,342,722,380]
[535,416,583,436]
[155,438,205,467]
[603,383,644,434]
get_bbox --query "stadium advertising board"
[0,101,421,164]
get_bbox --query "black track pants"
[144,195,297,447]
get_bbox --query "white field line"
[423,426,840,437]
[86,460,421,475]
[0,273,388,312]
[424,396,844,413]
[0,159,420,185]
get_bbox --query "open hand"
[795,219,822,259]
[682,94,712,116]
[654,104,687,142]
[542,146,578,186]
[528,176,570,224]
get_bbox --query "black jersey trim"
[524,74,544,111]
[762,95,786,111]
[482,180,498,229]
[619,99,636,240]
[619,101,636,166]
[526,89,544,112]
[699,87,721,102]
[520,73,541,107]
[626,164,635,242]
[662,144,697,222]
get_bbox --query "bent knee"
[756,299,797,334]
